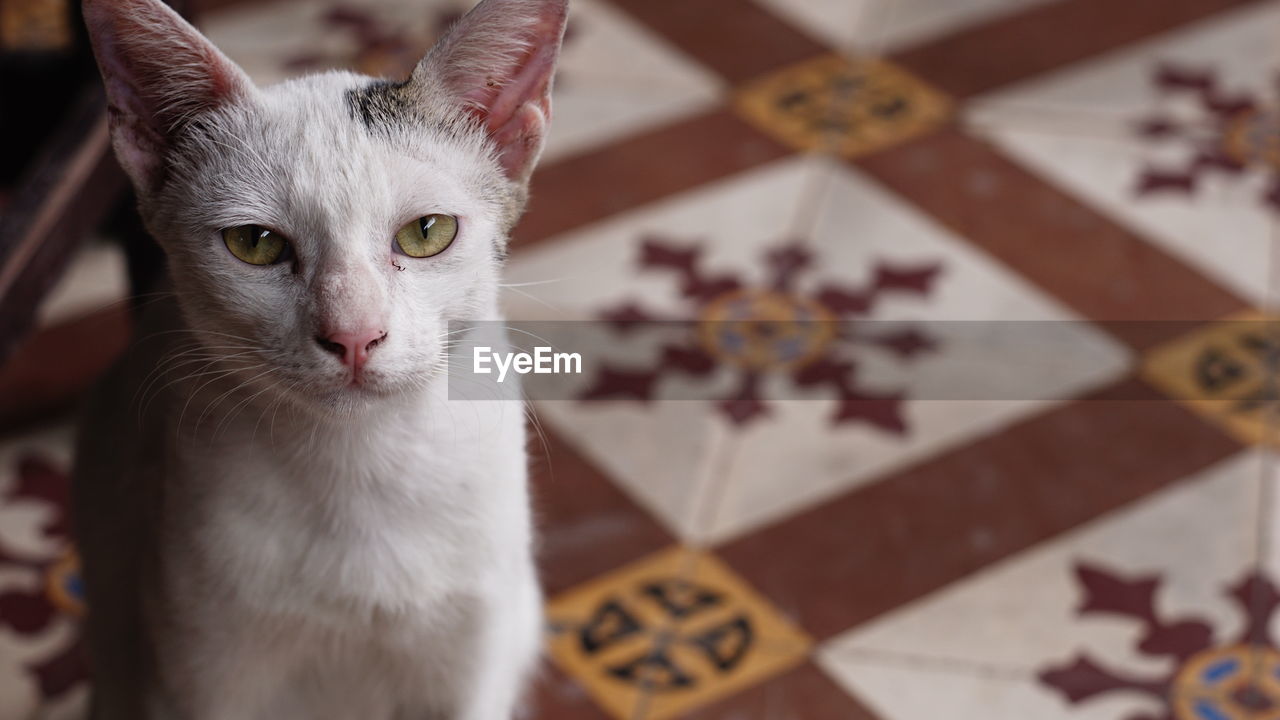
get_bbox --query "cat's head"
[83,0,567,411]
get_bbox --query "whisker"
[216,369,283,442]
[177,364,262,434]
[195,367,276,434]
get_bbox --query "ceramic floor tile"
[753,0,1061,56]
[10,1,1274,717]
[716,377,1245,641]
[675,660,880,719]
[818,448,1266,720]
[1142,311,1280,445]
[733,54,951,159]
[967,0,1280,306]
[856,127,1250,344]
[200,0,724,165]
[890,0,1264,99]
[531,429,675,596]
[517,109,791,250]
[530,664,615,719]
[504,154,1130,544]
[538,0,725,163]
[606,0,827,85]
[545,546,811,720]
[201,0,417,84]
[0,424,85,719]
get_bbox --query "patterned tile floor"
[5,0,1280,717]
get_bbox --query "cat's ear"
[82,0,255,194]
[415,0,569,183]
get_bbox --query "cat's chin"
[292,386,395,419]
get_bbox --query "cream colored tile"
[754,0,1062,54]
[820,449,1264,720]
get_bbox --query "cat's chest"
[168,404,529,613]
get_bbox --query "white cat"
[72,0,566,717]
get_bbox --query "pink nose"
[316,328,387,372]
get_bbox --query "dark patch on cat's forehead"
[346,79,416,131]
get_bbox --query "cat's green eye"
[395,214,458,258]
[222,225,288,266]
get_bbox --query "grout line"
[831,643,1273,712]
[821,646,1037,683]
[784,155,840,244]
[682,421,740,549]
[619,429,744,719]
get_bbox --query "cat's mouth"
[295,376,397,416]
[284,346,445,407]
[333,368,393,395]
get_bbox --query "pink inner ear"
[490,103,549,179]
[101,22,247,135]
[468,41,558,178]
[472,41,558,133]
[84,0,253,190]
[442,0,566,180]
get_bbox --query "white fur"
[73,0,567,717]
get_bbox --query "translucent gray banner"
[445,320,1279,404]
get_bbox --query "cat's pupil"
[419,216,435,237]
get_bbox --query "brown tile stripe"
[0,306,130,435]
[532,428,674,596]
[676,660,881,719]
[716,375,1242,641]
[515,109,791,251]
[891,0,1267,99]
[517,109,790,250]
[855,127,1249,350]
[604,0,828,85]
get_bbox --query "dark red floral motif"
[285,5,455,77]
[287,3,576,81]
[581,236,941,431]
[0,454,87,701]
[1135,63,1280,210]
[1041,563,1280,720]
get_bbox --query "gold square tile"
[733,54,951,159]
[1141,312,1280,445]
[546,546,811,720]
